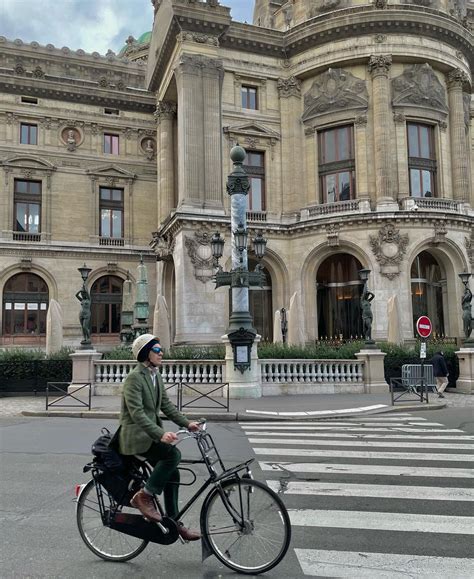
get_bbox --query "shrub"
[102,345,133,360]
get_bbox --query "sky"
[0,0,255,55]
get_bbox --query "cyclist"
[118,333,201,541]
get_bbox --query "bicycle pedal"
[178,535,187,544]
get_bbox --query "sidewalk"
[3,389,471,420]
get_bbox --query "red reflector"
[75,484,84,497]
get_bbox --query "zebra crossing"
[240,413,474,577]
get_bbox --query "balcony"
[399,197,464,213]
[13,232,42,242]
[246,211,267,222]
[99,237,125,247]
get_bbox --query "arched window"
[2,273,49,335]
[410,251,445,336]
[249,259,273,342]
[317,254,363,339]
[91,275,123,335]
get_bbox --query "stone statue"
[67,129,77,151]
[76,285,91,344]
[145,139,154,160]
[461,285,473,340]
[360,282,375,341]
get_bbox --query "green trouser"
[143,442,181,520]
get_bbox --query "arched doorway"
[317,254,363,339]
[91,275,123,338]
[249,259,273,341]
[2,273,49,340]
[410,251,445,336]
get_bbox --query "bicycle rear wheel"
[76,479,148,562]
[203,478,291,574]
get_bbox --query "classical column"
[447,69,470,202]
[354,113,370,208]
[304,126,318,206]
[277,76,303,212]
[393,112,409,201]
[154,100,176,223]
[368,55,396,208]
[438,121,451,199]
[174,54,224,208]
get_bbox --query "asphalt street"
[0,408,473,578]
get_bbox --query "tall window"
[20,123,37,145]
[103,133,119,155]
[411,251,445,336]
[241,86,258,110]
[100,187,123,238]
[91,275,123,335]
[318,125,355,203]
[2,273,48,335]
[407,123,437,197]
[317,254,363,339]
[243,152,265,211]
[14,179,41,233]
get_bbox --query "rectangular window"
[14,179,41,232]
[243,152,265,211]
[241,86,258,110]
[318,125,356,203]
[104,108,119,115]
[20,123,38,145]
[21,96,38,104]
[104,133,119,155]
[99,187,124,238]
[407,123,437,197]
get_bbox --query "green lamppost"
[211,145,267,372]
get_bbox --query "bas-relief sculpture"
[302,68,368,121]
[392,63,448,111]
[185,230,215,283]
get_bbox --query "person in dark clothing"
[431,351,449,398]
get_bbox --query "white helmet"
[132,333,159,362]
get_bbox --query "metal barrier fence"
[166,380,229,412]
[46,382,92,410]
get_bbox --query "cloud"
[0,0,255,54]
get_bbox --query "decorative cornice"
[277,76,301,98]
[368,54,392,77]
[176,31,219,46]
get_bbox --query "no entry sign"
[416,316,432,339]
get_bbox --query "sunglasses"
[151,346,163,354]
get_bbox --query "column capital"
[277,76,301,98]
[174,53,224,78]
[154,101,177,123]
[447,68,470,90]
[368,55,392,77]
[354,114,368,126]
[393,112,406,124]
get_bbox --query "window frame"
[243,151,266,212]
[13,179,42,233]
[20,123,38,145]
[241,85,258,110]
[318,125,356,203]
[407,122,437,198]
[99,187,124,239]
[103,133,120,155]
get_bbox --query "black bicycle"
[75,421,291,574]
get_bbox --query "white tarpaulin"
[273,309,283,343]
[46,298,63,354]
[387,294,403,344]
[153,294,171,349]
[287,291,305,345]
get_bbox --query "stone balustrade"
[94,358,365,395]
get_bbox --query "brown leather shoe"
[130,489,162,523]
[177,522,201,542]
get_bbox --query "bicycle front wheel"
[76,479,148,562]
[203,478,291,574]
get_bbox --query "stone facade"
[0,0,473,349]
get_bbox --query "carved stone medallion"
[184,230,215,283]
[369,223,409,279]
[302,68,368,120]
[392,63,448,111]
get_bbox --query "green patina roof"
[118,31,152,57]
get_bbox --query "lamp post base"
[223,335,262,398]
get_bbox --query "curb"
[21,402,445,421]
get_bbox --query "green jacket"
[118,363,190,455]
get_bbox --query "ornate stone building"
[0,0,473,349]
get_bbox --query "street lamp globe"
[211,231,225,261]
[459,271,471,286]
[78,263,92,283]
[358,268,371,282]
[253,232,267,260]
[234,223,248,254]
